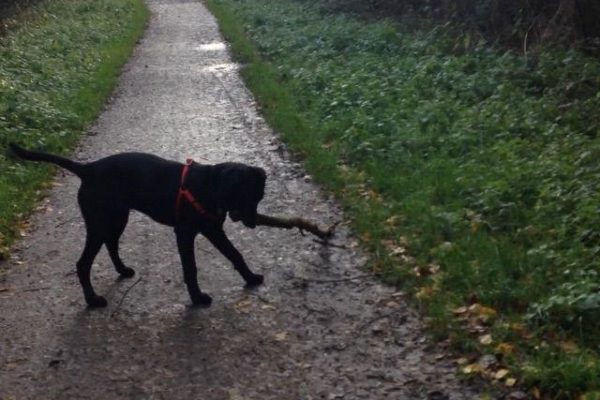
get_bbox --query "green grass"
[0,0,149,256]
[206,0,600,397]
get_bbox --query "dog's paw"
[86,295,108,308]
[191,293,213,307]
[118,267,135,278]
[244,273,264,288]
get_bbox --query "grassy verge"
[206,0,600,397]
[0,0,149,257]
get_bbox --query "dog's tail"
[9,143,87,178]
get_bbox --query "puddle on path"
[202,62,239,73]
[196,42,227,51]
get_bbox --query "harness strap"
[175,159,214,222]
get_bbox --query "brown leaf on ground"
[559,340,579,354]
[495,342,515,355]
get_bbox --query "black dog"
[10,143,266,308]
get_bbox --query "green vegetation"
[206,0,600,396]
[318,0,600,48]
[0,0,149,256]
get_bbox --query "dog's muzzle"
[230,210,256,228]
[242,218,256,228]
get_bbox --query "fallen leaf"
[385,301,400,308]
[428,264,441,274]
[274,331,288,341]
[466,303,497,322]
[234,298,252,311]
[416,286,435,300]
[495,369,510,380]
[505,377,517,387]
[476,305,497,322]
[4,362,18,371]
[468,303,481,312]
[495,342,515,355]
[559,340,579,354]
[360,189,380,201]
[455,357,469,365]
[390,246,407,257]
[507,391,528,400]
[381,239,407,257]
[479,334,493,345]
[462,363,482,375]
[471,220,482,234]
[413,265,431,277]
[385,215,401,226]
[467,323,487,334]
[452,306,468,315]
[532,387,541,399]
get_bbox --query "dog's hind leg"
[105,209,135,278]
[77,187,112,307]
[76,233,107,308]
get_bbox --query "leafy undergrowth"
[206,0,600,397]
[0,0,149,257]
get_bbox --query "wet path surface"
[0,1,484,398]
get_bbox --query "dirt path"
[0,1,485,398]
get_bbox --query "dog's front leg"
[175,227,213,307]
[203,227,264,287]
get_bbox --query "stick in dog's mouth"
[255,213,337,239]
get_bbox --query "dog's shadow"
[53,292,286,396]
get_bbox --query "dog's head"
[215,162,266,228]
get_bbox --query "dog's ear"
[255,167,266,184]
[214,164,242,212]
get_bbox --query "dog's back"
[11,144,183,224]
[83,153,182,223]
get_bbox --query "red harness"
[175,159,214,222]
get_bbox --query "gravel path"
[0,1,485,398]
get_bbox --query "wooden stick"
[256,213,337,239]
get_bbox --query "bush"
[314,0,600,48]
